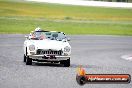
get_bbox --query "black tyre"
[26,56,32,65]
[61,58,70,67]
[23,54,26,62]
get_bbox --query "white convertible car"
[24,28,71,67]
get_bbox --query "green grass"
[0,1,132,35]
[0,17,132,35]
[0,1,132,21]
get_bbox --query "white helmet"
[35,27,42,31]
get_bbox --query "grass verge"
[0,1,132,35]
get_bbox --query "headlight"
[64,46,70,52]
[29,45,35,51]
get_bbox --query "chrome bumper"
[28,54,70,61]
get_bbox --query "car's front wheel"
[26,56,32,65]
[60,58,70,67]
[24,54,26,62]
[24,47,27,62]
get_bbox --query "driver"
[39,34,45,40]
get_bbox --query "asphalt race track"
[0,34,132,88]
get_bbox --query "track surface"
[0,34,132,88]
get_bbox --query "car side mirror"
[67,38,70,41]
[25,35,28,39]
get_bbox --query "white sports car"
[24,28,71,67]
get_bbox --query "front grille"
[37,49,62,55]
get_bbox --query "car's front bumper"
[28,54,70,61]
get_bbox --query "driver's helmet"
[35,27,42,31]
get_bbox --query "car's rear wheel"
[26,56,32,65]
[60,58,70,67]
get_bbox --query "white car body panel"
[24,31,71,61]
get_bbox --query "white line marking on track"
[121,55,132,61]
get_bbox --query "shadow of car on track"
[29,62,97,69]
[31,62,64,67]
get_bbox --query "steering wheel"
[40,35,45,40]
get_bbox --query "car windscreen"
[35,32,45,38]
[33,31,66,41]
[45,32,66,41]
